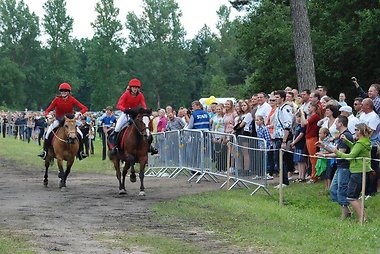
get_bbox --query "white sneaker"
[252,175,261,180]
[266,174,274,180]
[274,183,287,189]
[229,167,235,174]
[288,176,294,180]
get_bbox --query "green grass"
[0,136,115,174]
[0,231,36,254]
[1,136,380,253]
[152,186,380,253]
[97,232,204,254]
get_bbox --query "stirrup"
[109,146,118,155]
[150,146,158,155]
[38,151,47,160]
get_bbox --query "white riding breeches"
[115,113,130,132]
[44,119,83,139]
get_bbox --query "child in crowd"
[256,115,271,150]
[255,115,272,179]
[315,127,332,189]
[290,112,307,182]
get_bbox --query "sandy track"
[0,158,254,254]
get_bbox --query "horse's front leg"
[121,161,130,194]
[57,158,66,189]
[113,159,124,194]
[138,157,148,196]
[130,162,136,183]
[62,158,75,188]
[43,157,52,186]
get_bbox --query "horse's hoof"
[43,180,48,187]
[130,176,137,183]
[139,191,145,196]
[119,189,127,195]
[59,181,66,189]
[58,172,64,179]
[60,187,67,192]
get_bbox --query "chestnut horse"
[43,114,79,189]
[109,108,152,195]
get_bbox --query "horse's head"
[130,108,152,141]
[63,114,78,144]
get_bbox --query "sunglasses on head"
[59,89,70,92]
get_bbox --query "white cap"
[339,105,352,113]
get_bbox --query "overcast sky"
[23,0,243,40]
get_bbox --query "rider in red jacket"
[109,78,158,155]
[38,83,88,160]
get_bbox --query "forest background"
[0,0,379,111]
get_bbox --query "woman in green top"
[320,123,372,221]
[333,123,372,220]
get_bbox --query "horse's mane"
[65,114,75,120]
[125,108,152,119]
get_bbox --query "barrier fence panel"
[230,135,270,196]
[164,130,182,177]
[180,129,205,182]
[146,132,166,176]
[203,131,236,184]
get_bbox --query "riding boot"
[38,132,53,159]
[38,138,49,159]
[77,135,88,160]
[149,144,158,155]
[109,131,119,156]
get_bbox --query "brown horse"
[109,108,152,195]
[43,114,79,189]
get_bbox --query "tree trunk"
[289,0,316,92]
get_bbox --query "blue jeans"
[26,127,33,143]
[330,167,350,206]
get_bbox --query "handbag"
[233,121,244,136]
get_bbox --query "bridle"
[52,120,78,144]
[131,114,150,140]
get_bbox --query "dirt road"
[0,158,253,254]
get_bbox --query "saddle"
[119,125,132,149]
[108,125,129,151]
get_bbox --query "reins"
[52,129,68,143]
[131,117,149,137]
[52,128,78,143]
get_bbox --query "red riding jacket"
[44,95,88,120]
[116,90,147,112]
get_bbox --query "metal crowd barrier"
[180,129,206,181]
[146,132,166,176]
[202,131,236,183]
[146,131,185,177]
[147,129,270,196]
[2,123,23,139]
[231,135,270,195]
